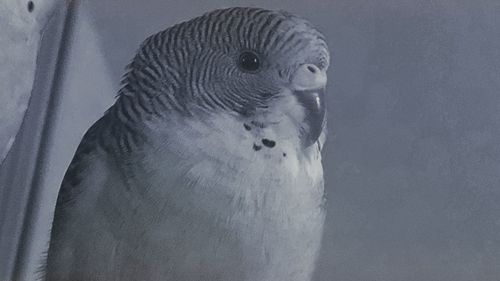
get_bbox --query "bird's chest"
[146,124,325,227]
[147,149,324,280]
[146,115,325,225]
[145,114,325,214]
[132,116,325,280]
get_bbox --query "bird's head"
[121,7,329,148]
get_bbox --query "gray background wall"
[4,0,500,280]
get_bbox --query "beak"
[290,64,327,147]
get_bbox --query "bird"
[0,0,60,165]
[44,7,329,281]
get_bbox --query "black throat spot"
[262,138,276,148]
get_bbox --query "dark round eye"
[238,51,260,72]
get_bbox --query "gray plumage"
[44,7,329,281]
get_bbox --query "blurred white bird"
[0,0,60,165]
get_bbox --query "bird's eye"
[238,51,260,72]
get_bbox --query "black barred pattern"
[103,7,328,152]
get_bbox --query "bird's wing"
[43,112,123,279]
[46,113,113,247]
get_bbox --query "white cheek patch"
[147,91,318,177]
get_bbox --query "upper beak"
[290,63,327,147]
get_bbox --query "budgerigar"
[45,7,329,281]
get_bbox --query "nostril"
[307,65,317,74]
[292,63,327,90]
